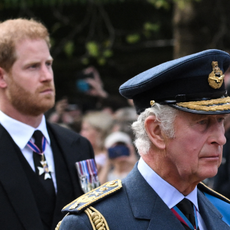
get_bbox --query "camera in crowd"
[108,143,130,159]
[105,131,132,160]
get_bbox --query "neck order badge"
[27,131,52,180]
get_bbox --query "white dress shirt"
[138,157,207,230]
[0,111,57,192]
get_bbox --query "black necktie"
[33,130,55,198]
[176,198,199,230]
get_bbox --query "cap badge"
[150,100,155,107]
[208,61,225,89]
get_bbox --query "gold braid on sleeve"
[85,206,110,230]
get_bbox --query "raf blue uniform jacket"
[59,164,230,230]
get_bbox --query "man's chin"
[201,169,219,181]
[39,102,55,114]
[25,102,55,116]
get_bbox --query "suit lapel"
[47,123,94,228]
[47,123,83,195]
[147,199,185,230]
[198,190,230,230]
[123,165,185,230]
[0,125,43,230]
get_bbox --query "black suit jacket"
[0,122,95,230]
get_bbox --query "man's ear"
[0,67,8,88]
[145,115,166,150]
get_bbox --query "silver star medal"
[37,156,53,180]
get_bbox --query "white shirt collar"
[138,157,199,210]
[0,111,50,150]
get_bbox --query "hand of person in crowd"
[55,98,69,115]
[83,66,108,98]
[48,98,74,124]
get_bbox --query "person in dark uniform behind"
[213,114,230,198]
[0,18,98,230]
[58,49,230,230]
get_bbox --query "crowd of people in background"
[46,66,139,185]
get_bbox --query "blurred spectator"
[80,111,114,176]
[99,131,138,184]
[80,66,108,98]
[224,65,230,92]
[48,98,82,132]
[112,106,137,141]
[99,95,130,115]
[75,66,130,114]
[75,66,108,112]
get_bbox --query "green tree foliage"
[0,0,173,66]
[0,0,174,99]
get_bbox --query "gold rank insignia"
[208,61,225,89]
[62,179,122,213]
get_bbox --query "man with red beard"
[0,18,97,230]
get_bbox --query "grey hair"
[131,103,178,155]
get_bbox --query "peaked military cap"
[119,49,230,114]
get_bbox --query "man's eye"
[46,62,52,67]
[198,120,208,125]
[29,64,38,68]
[217,117,225,123]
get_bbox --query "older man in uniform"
[58,49,230,230]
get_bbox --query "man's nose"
[210,123,226,146]
[40,64,53,81]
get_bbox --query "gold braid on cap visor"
[176,96,230,111]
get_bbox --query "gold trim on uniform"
[85,206,110,230]
[176,96,230,111]
[63,180,122,212]
[200,182,230,203]
[55,221,62,230]
[208,61,225,89]
[55,213,69,230]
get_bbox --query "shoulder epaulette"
[198,182,230,204]
[62,179,122,213]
